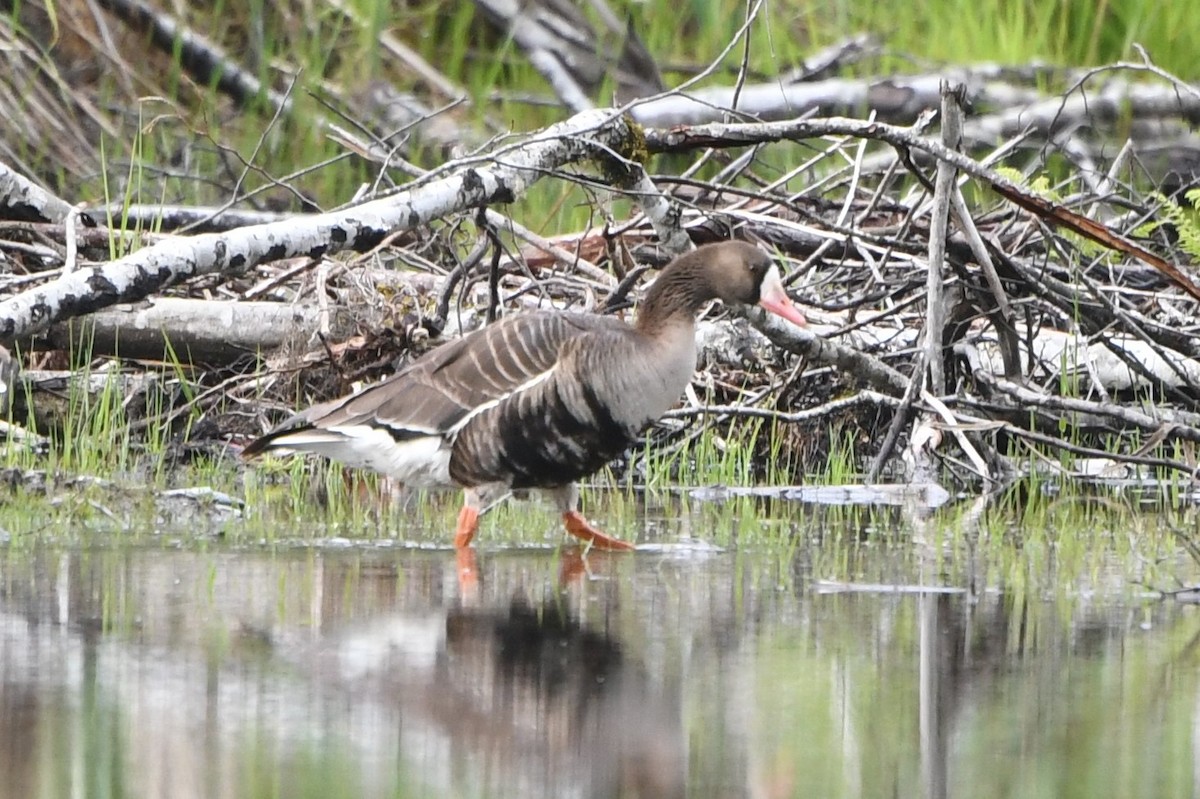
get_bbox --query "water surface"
[2,491,1198,798]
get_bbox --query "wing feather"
[253,311,628,447]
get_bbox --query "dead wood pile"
[2,0,1200,489]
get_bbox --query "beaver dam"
[4,104,1200,494]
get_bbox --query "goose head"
[706,241,808,327]
[639,241,808,330]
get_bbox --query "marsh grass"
[69,0,1196,228]
[2,424,1191,612]
[6,345,1194,571]
[13,335,197,480]
[55,350,133,476]
[636,418,812,491]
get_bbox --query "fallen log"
[38,299,352,365]
[0,108,670,344]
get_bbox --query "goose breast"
[450,319,697,489]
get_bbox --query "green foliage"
[635,418,804,489]
[994,166,1056,199]
[55,0,1198,223]
[814,0,1195,77]
[1137,189,1200,261]
[817,425,859,484]
[0,335,227,541]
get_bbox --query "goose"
[242,240,807,550]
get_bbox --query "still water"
[2,492,1199,798]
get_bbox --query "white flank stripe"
[376,421,441,437]
[447,366,555,433]
[280,426,453,488]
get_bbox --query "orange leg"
[454,506,480,549]
[558,547,588,585]
[454,506,480,597]
[456,546,479,597]
[562,511,635,551]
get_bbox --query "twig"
[746,307,909,396]
[921,390,991,482]
[481,212,502,324]
[950,189,1020,378]
[867,351,925,483]
[660,390,901,423]
[925,83,963,395]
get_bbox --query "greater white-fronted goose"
[243,241,807,550]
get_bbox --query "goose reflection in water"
[326,550,687,799]
[442,598,684,798]
[0,547,696,799]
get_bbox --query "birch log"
[0,161,74,225]
[38,299,349,364]
[0,109,642,344]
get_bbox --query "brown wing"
[246,311,629,453]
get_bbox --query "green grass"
[42,0,1194,228]
[3,335,1193,558]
